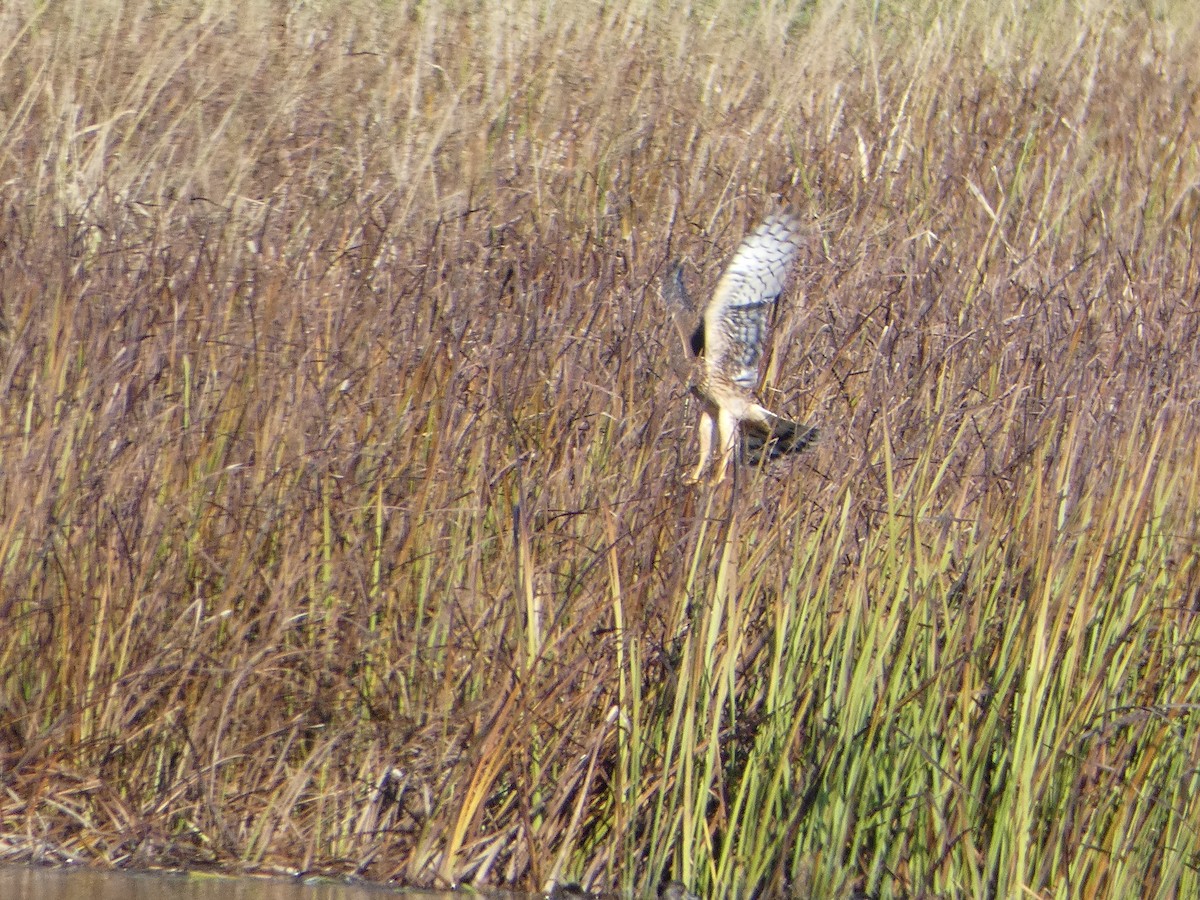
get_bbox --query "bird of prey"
[661,207,818,484]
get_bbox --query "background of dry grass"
[4,0,1200,896]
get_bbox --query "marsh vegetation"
[3,0,1200,896]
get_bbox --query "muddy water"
[0,867,467,900]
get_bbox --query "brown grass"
[3,0,1200,896]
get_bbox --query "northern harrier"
[662,208,818,484]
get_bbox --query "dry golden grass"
[4,0,1200,896]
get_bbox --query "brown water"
[0,867,467,900]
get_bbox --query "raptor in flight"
[662,208,818,484]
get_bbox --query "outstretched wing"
[660,261,704,359]
[703,209,804,392]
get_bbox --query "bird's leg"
[711,408,740,484]
[685,410,715,484]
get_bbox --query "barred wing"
[702,210,804,391]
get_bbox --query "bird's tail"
[743,407,819,464]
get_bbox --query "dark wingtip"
[689,319,705,357]
[661,259,693,312]
[744,422,819,464]
[783,423,819,452]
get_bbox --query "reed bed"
[3,0,1200,896]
